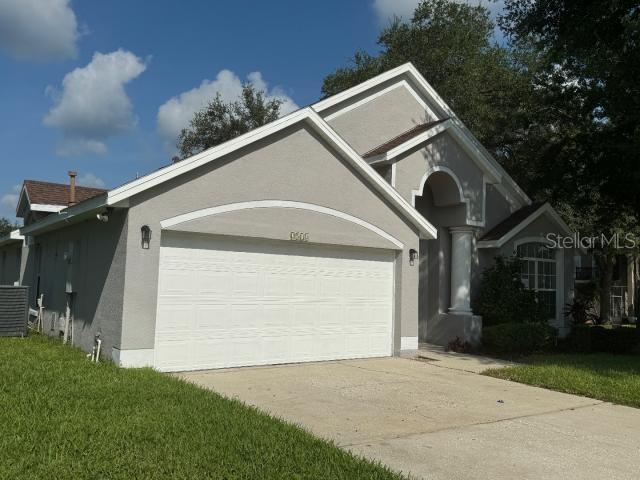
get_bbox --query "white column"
[449,226,474,314]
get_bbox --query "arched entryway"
[413,168,478,344]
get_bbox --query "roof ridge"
[24,179,107,191]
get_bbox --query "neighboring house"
[0,64,577,371]
[575,252,639,321]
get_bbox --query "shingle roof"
[23,180,107,206]
[362,119,448,158]
[480,203,544,241]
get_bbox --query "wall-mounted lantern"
[141,225,151,249]
[409,248,418,266]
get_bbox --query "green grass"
[484,353,640,408]
[0,335,404,480]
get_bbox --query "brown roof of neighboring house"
[362,119,448,158]
[479,203,544,241]
[23,180,107,207]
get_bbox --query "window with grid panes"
[516,242,557,319]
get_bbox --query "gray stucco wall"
[393,131,485,223]
[484,184,518,232]
[326,78,436,155]
[121,123,422,353]
[476,214,576,332]
[24,210,128,357]
[170,207,402,251]
[0,242,22,286]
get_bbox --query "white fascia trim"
[400,336,419,350]
[161,200,406,249]
[477,203,572,249]
[15,185,29,218]
[106,109,312,206]
[314,62,529,204]
[20,194,107,236]
[0,229,24,247]
[321,80,437,122]
[106,107,437,240]
[30,204,66,213]
[307,110,437,240]
[446,125,502,184]
[365,120,451,164]
[313,65,416,112]
[390,163,397,188]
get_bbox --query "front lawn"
[0,335,403,480]
[484,353,640,408]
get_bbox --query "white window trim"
[514,237,565,328]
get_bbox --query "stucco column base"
[425,313,482,347]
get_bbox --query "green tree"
[322,0,537,163]
[0,217,17,238]
[177,84,283,159]
[500,0,640,321]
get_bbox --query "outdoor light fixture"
[141,225,151,249]
[409,248,418,266]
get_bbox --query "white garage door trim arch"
[159,200,405,249]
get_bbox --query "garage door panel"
[232,272,260,296]
[156,303,196,333]
[155,234,394,372]
[155,339,193,370]
[260,336,291,363]
[159,270,198,296]
[199,271,232,296]
[263,273,292,297]
[262,305,292,329]
[195,305,231,330]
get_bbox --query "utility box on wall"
[0,286,29,337]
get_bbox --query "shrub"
[564,282,600,325]
[475,256,548,326]
[572,325,639,353]
[483,323,558,354]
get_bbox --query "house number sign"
[290,231,310,242]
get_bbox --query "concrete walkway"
[177,355,640,480]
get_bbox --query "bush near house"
[572,325,639,354]
[475,256,548,327]
[475,256,556,354]
[483,322,558,355]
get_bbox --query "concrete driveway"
[178,353,640,480]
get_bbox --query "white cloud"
[43,49,148,156]
[0,184,21,217]
[77,173,105,188]
[0,0,80,61]
[157,69,298,145]
[372,0,505,26]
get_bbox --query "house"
[0,63,577,371]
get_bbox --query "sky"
[0,0,504,221]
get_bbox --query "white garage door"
[154,233,395,372]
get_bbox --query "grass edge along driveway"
[0,335,405,480]
[484,353,640,408]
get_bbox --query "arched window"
[516,242,557,319]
